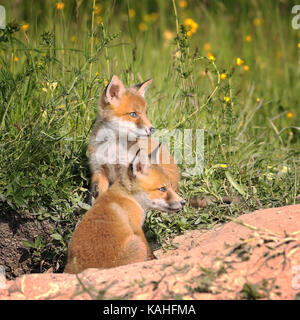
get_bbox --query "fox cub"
[88,75,180,200]
[64,151,185,274]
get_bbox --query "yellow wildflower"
[139,22,147,32]
[184,18,193,26]
[143,14,151,22]
[298,42,300,49]
[70,35,76,42]
[187,30,193,37]
[220,73,227,80]
[207,53,215,61]
[95,72,99,77]
[245,35,252,42]
[204,43,211,51]
[163,30,175,40]
[104,79,109,86]
[256,97,261,102]
[21,24,29,31]
[220,164,228,168]
[94,5,101,14]
[14,56,19,62]
[287,112,294,118]
[179,1,188,8]
[243,65,250,71]
[253,18,263,26]
[236,57,244,66]
[223,96,230,103]
[56,2,65,10]
[129,9,135,18]
[150,13,158,21]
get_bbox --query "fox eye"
[158,186,166,192]
[129,112,138,118]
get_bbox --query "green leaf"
[51,233,63,241]
[225,171,246,196]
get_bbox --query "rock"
[0,204,300,300]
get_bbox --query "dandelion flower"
[236,57,244,66]
[56,2,65,10]
[287,112,294,118]
[220,73,227,80]
[245,35,252,42]
[21,24,29,31]
[243,65,250,71]
[129,9,135,18]
[179,1,187,8]
[223,96,230,103]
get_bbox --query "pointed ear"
[148,142,162,164]
[129,149,149,178]
[104,75,125,105]
[133,79,152,97]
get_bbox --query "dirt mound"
[0,211,54,279]
[0,204,300,300]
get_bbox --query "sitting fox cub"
[88,75,180,200]
[64,151,185,274]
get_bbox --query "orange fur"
[64,165,184,274]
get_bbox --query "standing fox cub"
[88,75,180,200]
[64,151,185,274]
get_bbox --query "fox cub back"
[64,152,185,274]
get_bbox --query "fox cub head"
[99,75,155,138]
[125,149,186,212]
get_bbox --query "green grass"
[0,0,299,272]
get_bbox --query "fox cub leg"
[90,171,109,202]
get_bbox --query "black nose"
[180,200,186,206]
[149,127,156,134]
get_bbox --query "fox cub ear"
[133,79,152,97]
[105,75,125,105]
[129,149,149,178]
